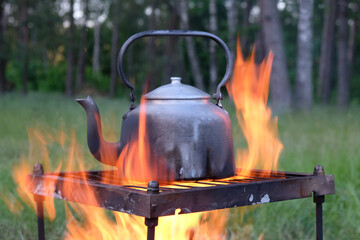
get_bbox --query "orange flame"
[116,97,160,185]
[4,125,229,239]
[4,37,283,239]
[227,38,283,177]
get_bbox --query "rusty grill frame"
[28,164,334,240]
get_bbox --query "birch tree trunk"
[21,0,29,94]
[318,0,336,103]
[65,0,75,97]
[178,0,204,90]
[92,19,101,73]
[0,2,7,93]
[260,0,291,111]
[110,0,120,97]
[225,0,238,58]
[295,0,314,110]
[337,0,349,108]
[76,0,89,89]
[209,0,218,93]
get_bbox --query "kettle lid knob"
[170,77,182,84]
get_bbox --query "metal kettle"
[77,30,235,180]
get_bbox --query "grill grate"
[28,164,335,240]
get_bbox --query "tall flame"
[116,97,159,184]
[227,38,283,176]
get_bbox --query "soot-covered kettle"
[77,30,235,180]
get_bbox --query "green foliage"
[6,61,67,92]
[37,64,67,92]
[1,0,360,101]
[5,62,22,89]
[85,67,110,92]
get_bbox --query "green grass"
[0,92,359,239]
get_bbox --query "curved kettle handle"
[117,30,233,105]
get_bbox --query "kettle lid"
[144,77,211,100]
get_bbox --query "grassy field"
[0,92,359,239]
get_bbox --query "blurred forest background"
[1,1,360,238]
[0,0,359,111]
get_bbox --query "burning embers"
[5,31,335,240]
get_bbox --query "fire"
[5,106,228,239]
[3,37,282,239]
[115,97,160,185]
[227,38,283,177]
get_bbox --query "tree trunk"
[65,0,75,97]
[337,0,349,108]
[318,0,336,103]
[76,0,89,89]
[254,4,265,64]
[295,0,314,110]
[92,19,101,73]
[346,14,357,95]
[241,0,251,56]
[163,2,180,84]
[225,0,238,58]
[254,31,266,64]
[178,0,204,90]
[21,0,29,94]
[0,2,7,93]
[260,0,291,111]
[145,1,156,91]
[209,0,218,93]
[110,0,120,97]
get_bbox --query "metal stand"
[313,165,325,240]
[313,195,325,240]
[145,217,159,240]
[29,165,333,240]
[145,180,160,240]
[33,163,45,240]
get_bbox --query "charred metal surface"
[27,168,334,219]
[28,172,150,216]
[148,173,334,218]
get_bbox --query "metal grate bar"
[27,169,335,218]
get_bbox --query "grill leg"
[35,196,45,240]
[33,163,45,240]
[313,195,325,240]
[145,180,160,240]
[145,217,158,240]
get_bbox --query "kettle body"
[77,30,236,181]
[120,78,235,180]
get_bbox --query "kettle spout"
[77,96,122,167]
